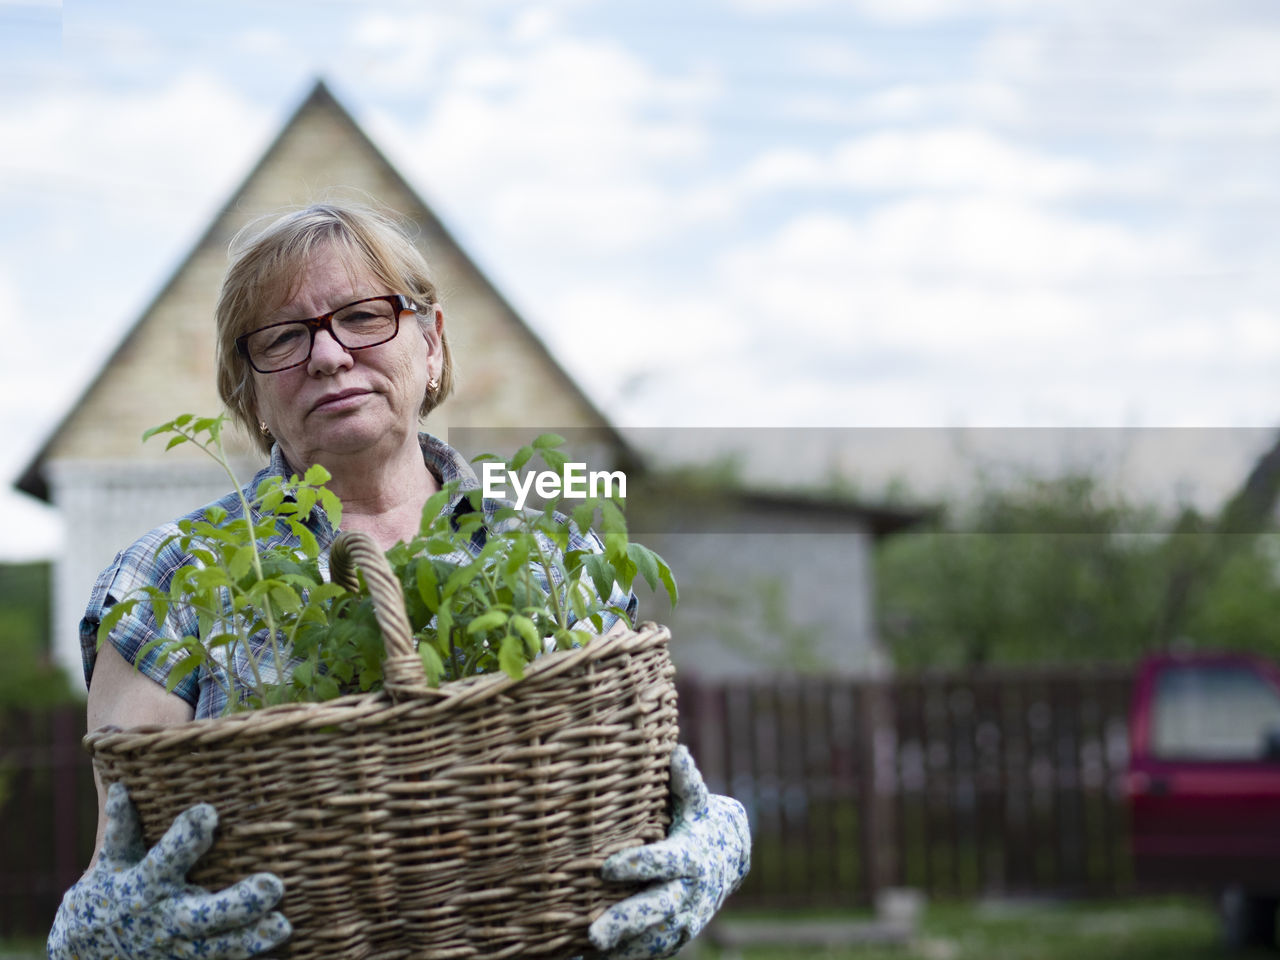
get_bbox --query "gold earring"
[427,377,440,393]
[259,420,271,436]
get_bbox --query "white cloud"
[977,14,1280,140]
[348,10,480,90]
[0,265,69,560]
[742,128,1101,198]
[726,0,1053,24]
[722,199,1190,293]
[602,188,1279,430]
[1171,27,1280,95]
[371,33,719,259]
[0,71,268,212]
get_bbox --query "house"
[15,80,919,689]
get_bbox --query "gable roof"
[16,79,635,501]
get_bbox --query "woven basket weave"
[85,531,680,960]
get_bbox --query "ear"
[421,304,445,377]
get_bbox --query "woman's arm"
[85,641,195,865]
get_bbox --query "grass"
[4,896,1268,960]
[691,895,1273,960]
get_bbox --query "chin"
[310,413,409,455]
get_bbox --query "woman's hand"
[48,782,291,960]
[589,746,751,959]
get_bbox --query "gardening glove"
[588,745,751,959]
[48,781,291,960]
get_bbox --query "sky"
[2,0,1280,559]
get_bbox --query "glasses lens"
[245,323,311,372]
[332,298,399,348]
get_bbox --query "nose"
[307,327,354,375]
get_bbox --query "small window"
[1152,665,1280,760]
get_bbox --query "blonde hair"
[215,201,454,454]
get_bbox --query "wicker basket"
[85,531,680,960]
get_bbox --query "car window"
[1152,664,1280,760]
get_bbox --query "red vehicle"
[1127,651,1280,947]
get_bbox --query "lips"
[311,388,371,413]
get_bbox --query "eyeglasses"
[236,294,417,373]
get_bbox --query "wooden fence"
[0,665,1138,940]
[677,665,1137,908]
[0,706,98,941]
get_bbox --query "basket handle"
[329,530,426,700]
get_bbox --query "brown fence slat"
[0,705,97,941]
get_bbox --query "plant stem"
[532,538,567,629]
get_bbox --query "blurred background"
[4,0,1280,956]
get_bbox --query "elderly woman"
[49,202,750,959]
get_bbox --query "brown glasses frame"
[235,294,416,374]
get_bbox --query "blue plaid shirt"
[81,433,637,719]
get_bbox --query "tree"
[876,464,1280,670]
[0,562,76,707]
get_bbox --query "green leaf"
[583,554,616,606]
[205,505,228,526]
[511,445,533,472]
[655,556,678,607]
[600,500,627,537]
[427,537,459,556]
[568,581,588,622]
[532,433,565,450]
[511,614,540,656]
[627,542,661,592]
[164,435,189,451]
[142,419,176,442]
[260,484,285,514]
[419,644,445,686]
[296,487,318,520]
[498,634,525,680]
[134,636,174,667]
[288,519,320,559]
[541,449,567,475]
[444,562,482,599]
[572,503,597,538]
[467,610,508,635]
[316,676,341,700]
[150,593,170,630]
[165,652,203,693]
[416,561,440,614]
[271,585,303,614]
[318,488,343,528]
[304,463,332,485]
[96,598,138,649]
[229,544,255,581]
[418,486,453,533]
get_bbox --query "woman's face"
[251,243,443,472]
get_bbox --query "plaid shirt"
[81,433,637,719]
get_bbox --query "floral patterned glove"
[48,782,291,960]
[588,745,751,959]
